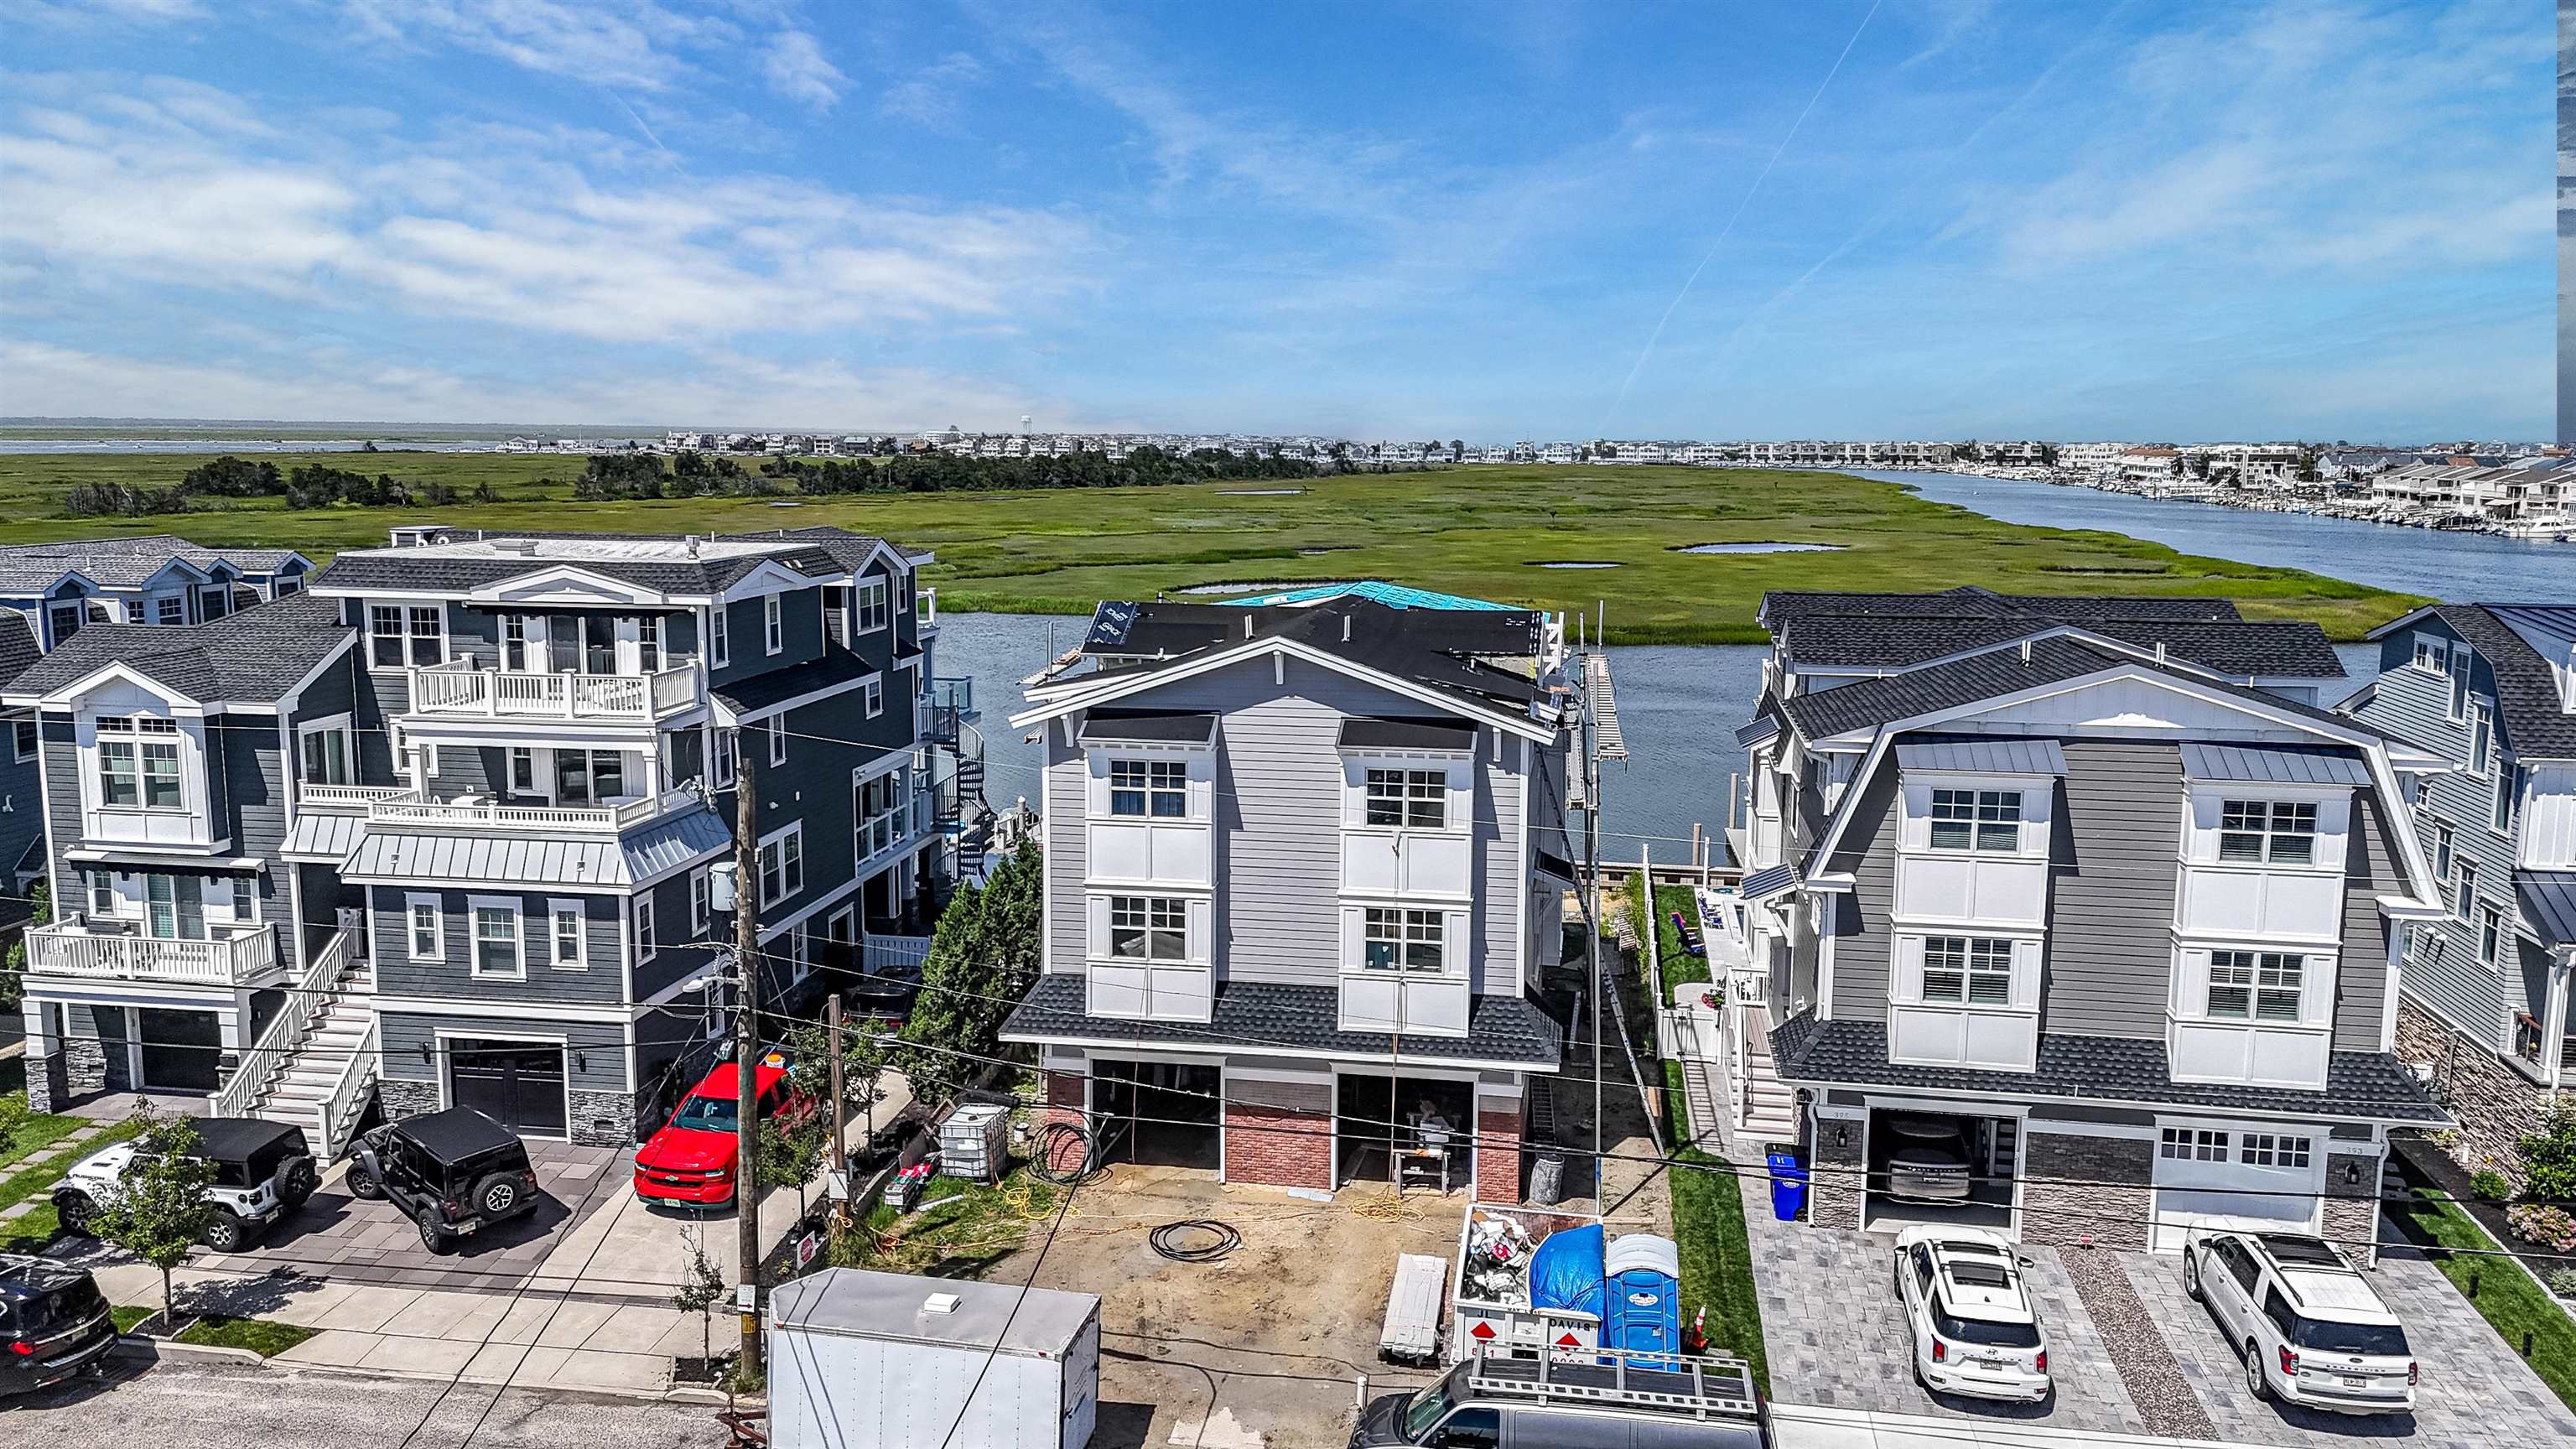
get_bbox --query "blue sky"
[1,0,2553,440]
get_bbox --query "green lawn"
[111,1305,154,1335]
[0,1105,146,1252]
[174,1314,319,1357]
[854,1171,1059,1276]
[1,1096,89,1170]
[2385,1176,2576,1412]
[1663,1063,1769,1394]
[0,455,2422,643]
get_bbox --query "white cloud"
[337,0,726,91]
[762,29,844,111]
[879,52,984,129]
[0,76,1091,343]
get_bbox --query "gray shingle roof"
[2083,620,2345,678]
[3,591,349,704]
[1763,587,2336,678]
[0,613,38,690]
[1770,1012,2448,1124]
[1068,598,1553,722]
[1000,972,1561,1067]
[2433,605,2576,761]
[710,644,877,719]
[729,526,894,573]
[0,535,306,592]
[2179,742,2372,787]
[315,535,846,596]
[2516,870,2576,947]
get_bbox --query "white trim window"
[759,823,805,906]
[1110,759,1187,819]
[405,893,444,961]
[2412,633,2444,672]
[13,717,35,764]
[690,867,712,932]
[762,595,783,655]
[501,615,531,671]
[2479,904,2504,969]
[1364,768,1447,828]
[470,897,524,978]
[546,899,585,969]
[1362,907,1446,973]
[710,606,731,668]
[96,715,183,810]
[767,714,787,766]
[1920,935,2014,1005]
[864,677,883,719]
[855,578,890,634]
[2159,1127,2230,1162]
[2446,642,2472,720]
[2206,950,2303,1022]
[509,746,537,793]
[2431,821,2454,882]
[2239,1134,2311,1169]
[2217,799,2316,865]
[637,615,663,671]
[296,714,353,786]
[1108,896,1187,961]
[86,869,114,915]
[155,596,184,626]
[2457,862,2479,915]
[1929,788,2019,851]
[369,604,444,668]
[2494,764,2518,834]
[855,766,910,860]
[713,728,738,787]
[634,894,657,963]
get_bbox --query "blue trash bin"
[1767,1151,1809,1222]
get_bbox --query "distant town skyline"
[3,1,2551,441]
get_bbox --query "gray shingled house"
[1728,588,2449,1259]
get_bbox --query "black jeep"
[345,1108,543,1254]
[0,1254,115,1399]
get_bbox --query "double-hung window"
[636,616,662,671]
[2470,704,2493,774]
[1108,896,1187,961]
[501,615,531,671]
[12,719,34,763]
[762,595,783,655]
[550,901,584,969]
[1363,768,1446,828]
[97,716,182,809]
[1362,907,1445,972]
[2159,1128,2229,1162]
[509,747,537,793]
[2432,822,2454,881]
[767,714,787,766]
[2207,950,2303,1021]
[368,605,444,667]
[634,895,656,963]
[2480,905,2505,969]
[2412,634,2444,672]
[470,901,522,977]
[690,868,711,931]
[2239,1135,2311,1170]
[1110,760,1188,818]
[2447,643,2471,719]
[759,824,804,906]
[1929,789,2018,851]
[713,729,738,787]
[1921,936,2013,1005]
[298,719,351,785]
[407,896,442,960]
[2458,862,2479,915]
[87,870,114,915]
[2495,765,2518,834]
[855,579,890,634]
[710,607,731,667]
[2218,800,2315,865]
[863,678,883,719]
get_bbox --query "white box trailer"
[1450,1203,1602,1362]
[766,1268,1100,1449]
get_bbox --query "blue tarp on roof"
[1217,581,1518,611]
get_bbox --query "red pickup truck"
[632,1061,814,1208]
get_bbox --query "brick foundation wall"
[1037,1069,1092,1176]
[1808,1116,1865,1229]
[1474,1109,1523,1203]
[1223,1098,1333,1190]
[2322,1151,2385,1267]
[2396,998,2546,1191]
[2022,1130,2153,1252]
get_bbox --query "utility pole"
[824,992,849,1228]
[1582,631,1604,1180]
[734,740,763,1379]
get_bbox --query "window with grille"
[2159,1128,2229,1162]
[1929,789,2019,851]
[1110,760,1188,818]
[96,715,182,809]
[855,579,890,633]
[2480,906,2503,968]
[1109,896,1187,961]
[1363,907,1446,972]
[408,901,441,959]
[472,905,521,976]
[760,825,804,905]
[2208,950,2303,1021]
[2219,800,2316,865]
[2238,1135,2311,1169]
[2495,766,2517,833]
[762,595,783,654]
[1920,936,2014,1005]
[1363,768,1447,828]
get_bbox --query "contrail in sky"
[1599,0,1884,435]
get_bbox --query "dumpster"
[1766,1150,1808,1222]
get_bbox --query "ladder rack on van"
[1463,1343,1763,1422]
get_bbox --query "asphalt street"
[6,1355,732,1448]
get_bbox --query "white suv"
[1891,1225,2051,1403]
[52,1118,316,1254]
[2184,1231,2416,1415]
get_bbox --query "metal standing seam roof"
[1077,710,1219,745]
[2516,870,2576,947]
[1737,863,1800,901]
[2178,742,2374,787]
[1894,738,2068,776]
[279,811,365,860]
[1733,714,1782,749]
[340,807,729,886]
[769,1266,1098,1355]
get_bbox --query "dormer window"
[1929,789,2018,851]
[1109,760,1187,818]
[1364,768,1447,829]
[2206,950,2303,1021]
[97,715,182,809]
[855,579,890,634]
[2218,800,2315,865]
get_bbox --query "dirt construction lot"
[989,1165,1462,1449]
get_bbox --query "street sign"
[797,1232,821,1269]
[823,1168,850,1202]
[735,1283,758,1313]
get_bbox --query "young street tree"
[94,1108,214,1328]
[672,1233,730,1374]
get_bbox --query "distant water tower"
[1020,414,1033,434]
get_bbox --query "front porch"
[18,980,262,1113]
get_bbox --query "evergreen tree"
[891,844,1042,1094]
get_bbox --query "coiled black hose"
[1031,1119,1104,1184]
[1149,1219,1242,1263]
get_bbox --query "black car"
[0,1254,115,1399]
[345,1108,542,1254]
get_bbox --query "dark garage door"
[137,1008,222,1093]
[449,1040,568,1138]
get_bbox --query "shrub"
[2506,1202,2576,1254]
[2519,1098,2576,1202]
[2551,1268,2576,1301]
[2471,1169,2516,1202]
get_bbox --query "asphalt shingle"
[3,591,349,704]
[2435,605,2576,760]
[1000,971,1561,1066]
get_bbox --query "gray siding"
[367,886,626,1005]
[224,727,288,884]
[377,1008,629,1092]
[2334,791,2397,1046]
[2041,740,2184,1039]
[1042,729,1087,973]
[39,721,77,906]
[1825,756,1898,1019]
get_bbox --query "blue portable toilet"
[1602,1233,1681,1358]
[1526,1223,1606,1323]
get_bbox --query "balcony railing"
[366,786,704,834]
[28,919,279,986]
[406,659,699,720]
[862,933,932,975]
[295,782,414,811]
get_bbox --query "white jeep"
[53,1118,318,1254]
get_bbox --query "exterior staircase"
[1735,1002,1798,1147]
[215,932,381,1159]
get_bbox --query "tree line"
[63,456,504,517]
[571,443,1412,501]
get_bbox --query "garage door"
[137,1008,222,1093]
[2149,1125,2321,1253]
[449,1041,569,1138]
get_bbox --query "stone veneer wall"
[566,1088,636,1149]
[23,1049,67,1114]
[377,1077,443,1120]
[1808,1115,1866,1229]
[2322,1150,2385,1267]
[2395,998,2547,1190]
[2022,1130,2153,1251]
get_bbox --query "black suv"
[346,1108,542,1254]
[0,1254,115,1399]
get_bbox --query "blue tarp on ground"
[1527,1223,1605,1322]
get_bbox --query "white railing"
[859,805,911,861]
[319,1019,380,1160]
[295,782,413,810]
[28,921,278,986]
[405,660,699,720]
[211,932,345,1118]
[862,933,933,974]
[366,786,701,834]
[917,588,937,626]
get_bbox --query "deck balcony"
[26,918,280,987]
[364,786,704,834]
[405,659,700,721]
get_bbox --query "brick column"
[1037,1068,1091,1176]
[2322,1150,2384,1267]
[1808,1114,1865,1229]
[1224,1098,1334,1189]
[2021,1130,2153,1252]
[1473,1108,1523,1203]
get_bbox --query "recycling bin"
[1766,1150,1809,1222]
